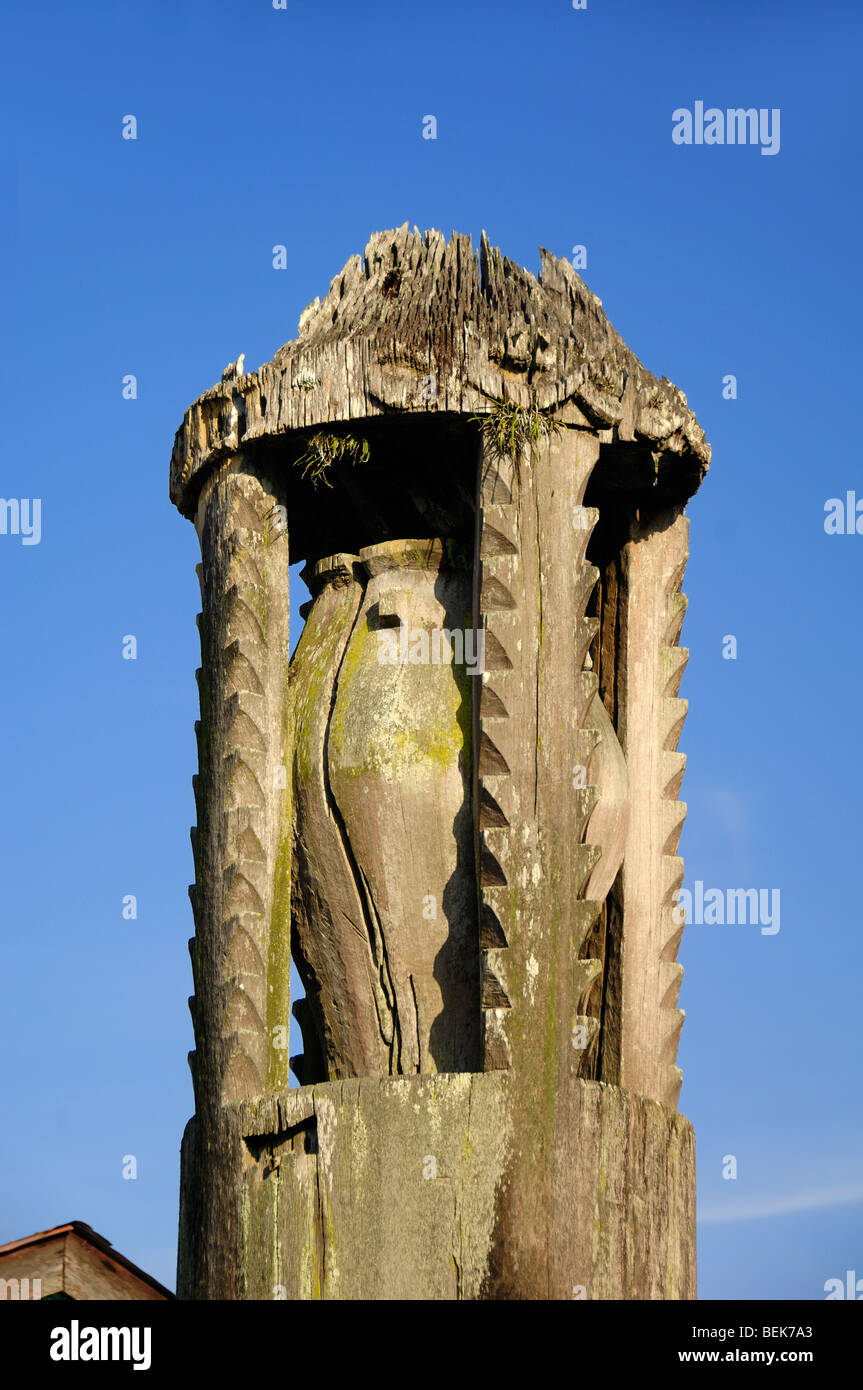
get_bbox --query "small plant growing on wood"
[470,389,566,468]
[294,431,370,488]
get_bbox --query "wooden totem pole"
[171,226,710,1300]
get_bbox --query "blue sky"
[1,0,861,1299]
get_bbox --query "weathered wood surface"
[614,508,690,1108]
[188,456,292,1115]
[475,427,603,1082]
[326,539,478,1074]
[289,552,381,1081]
[0,1237,64,1300]
[61,1235,168,1302]
[0,1227,170,1300]
[170,226,708,517]
[178,1074,694,1300]
[291,540,480,1079]
[173,228,709,1301]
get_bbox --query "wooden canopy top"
[170,224,710,518]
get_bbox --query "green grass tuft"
[294,431,370,488]
[469,389,566,470]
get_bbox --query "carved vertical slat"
[474,421,600,1269]
[474,464,518,1070]
[473,422,623,1295]
[191,457,292,1115]
[616,507,690,1109]
[475,427,604,1078]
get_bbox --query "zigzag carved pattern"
[655,551,690,1110]
[475,446,604,1073]
[619,511,690,1110]
[476,497,517,1071]
[565,505,606,1081]
[188,476,282,1110]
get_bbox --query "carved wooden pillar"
[172,227,709,1301]
[179,456,292,1299]
[475,427,603,1083]
[614,507,690,1108]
